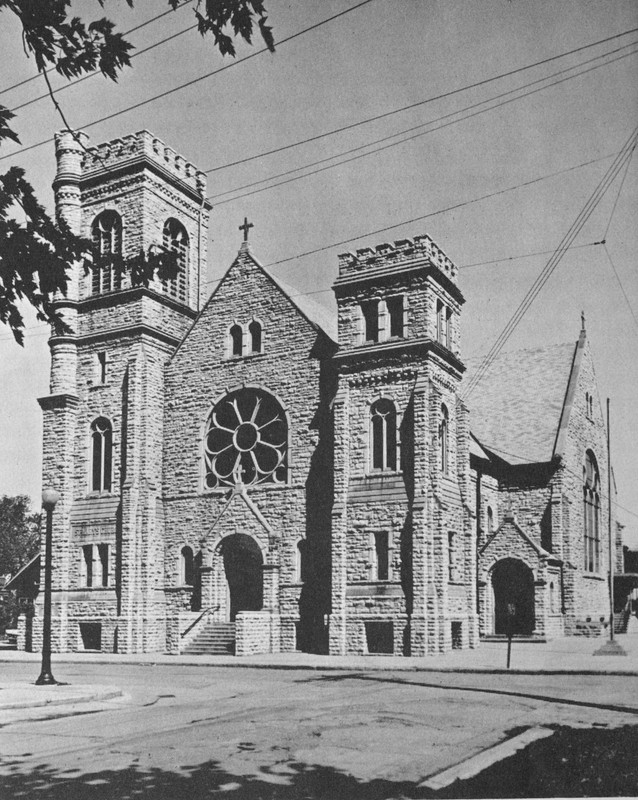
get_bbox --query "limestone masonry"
[18,131,617,656]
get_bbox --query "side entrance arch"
[491,558,535,636]
[214,534,264,621]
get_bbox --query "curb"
[1,654,637,676]
[0,685,123,710]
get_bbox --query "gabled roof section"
[465,339,579,465]
[5,555,40,589]
[234,243,338,343]
[479,512,551,559]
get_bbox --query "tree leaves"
[0,0,276,344]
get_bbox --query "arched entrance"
[219,534,263,621]
[492,558,535,635]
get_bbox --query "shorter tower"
[37,130,211,653]
[330,235,477,656]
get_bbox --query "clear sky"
[0,0,637,544]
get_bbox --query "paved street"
[1,662,637,798]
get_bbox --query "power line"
[0,0,379,164]
[463,132,638,399]
[462,126,638,401]
[261,154,621,270]
[0,160,609,344]
[0,0,191,98]
[207,44,638,206]
[9,25,198,114]
[603,244,638,337]
[201,25,638,176]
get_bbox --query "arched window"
[295,540,306,583]
[230,324,243,357]
[91,417,112,492]
[92,210,122,294]
[370,399,397,471]
[204,388,288,489]
[162,218,189,303]
[583,450,601,572]
[487,505,494,535]
[549,581,556,613]
[249,320,262,354]
[439,404,449,474]
[180,546,194,586]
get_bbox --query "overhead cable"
[207,45,638,205]
[461,125,638,401]
[0,0,379,163]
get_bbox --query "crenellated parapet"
[82,130,207,196]
[336,234,458,286]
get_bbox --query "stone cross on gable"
[239,216,254,242]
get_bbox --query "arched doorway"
[492,558,535,635]
[219,534,263,621]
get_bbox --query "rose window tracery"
[204,389,287,489]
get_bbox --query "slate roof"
[464,341,577,465]
[265,268,338,343]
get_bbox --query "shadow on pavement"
[297,672,638,715]
[2,726,638,798]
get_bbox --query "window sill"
[77,586,112,591]
[88,383,111,391]
[583,572,606,581]
[224,352,265,362]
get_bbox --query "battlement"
[81,130,207,195]
[336,234,457,285]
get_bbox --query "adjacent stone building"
[20,130,616,655]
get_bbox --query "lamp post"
[36,487,60,685]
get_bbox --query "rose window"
[204,389,287,489]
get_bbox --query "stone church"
[21,130,615,656]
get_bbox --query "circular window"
[204,389,287,489]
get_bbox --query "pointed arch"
[90,416,112,492]
[91,210,122,294]
[162,218,189,302]
[439,403,449,474]
[583,449,601,572]
[370,398,397,472]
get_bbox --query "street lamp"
[36,487,60,685]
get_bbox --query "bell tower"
[38,130,211,654]
[329,234,477,657]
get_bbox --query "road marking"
[419,726,555,790]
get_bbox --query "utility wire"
[462,126,638,401]
[207,45,638,205]
[463,133,638,399]
[0,0,378,163]
[262,154,621,270]
[603,244,638,337]
[463,137,637,400]
[602,144,634,241]
[9,25,198,114]
[0,1,191,98]
[201,25,638,176]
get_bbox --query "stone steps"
[182,622,236,656]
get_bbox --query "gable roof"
[229,244,338,343]
[465,340,578,465]
[265,267,338,343]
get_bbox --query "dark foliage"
[0,0,274,344]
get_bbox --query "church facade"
[22,131,614,656]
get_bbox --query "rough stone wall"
[331,234,475,658]
[35,131,205,654]
[560,340,610,623]
[162,246,334,653]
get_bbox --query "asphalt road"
[1,663,637,799]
